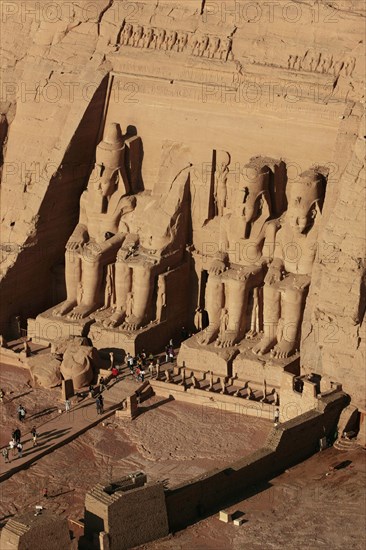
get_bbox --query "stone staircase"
[87,483,119,505]
[2,519,29,538]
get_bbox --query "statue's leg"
[103,261,132,328]
[198,275,224,345]
[271,288,305,358]
[68,245,120,320]
[252,285,280,355]
[68,258,104,319]
[246,287,260,339]
[53,250,80,316]
[216,278,247,347]
[122,264,153,330]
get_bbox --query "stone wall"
[150,378,275,419]
[301,119,366,414]
[165,390,347,531]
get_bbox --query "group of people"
[126,351,148,382]
[125,346,172,383]
[2,425,39,464]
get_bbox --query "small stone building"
[82,472,169,549]
[0,510,72,549]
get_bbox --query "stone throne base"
[232,339,300,390]
[28,307,96,346]
[177,334,239,378]
[88,317,181,357]
[28,308,184,360]
[28,260,190,357]
[177,332,300,391]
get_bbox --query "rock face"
[0,3,365,419]
[301,122,366,411]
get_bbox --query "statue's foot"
[121,315,143,332]
[103,310,125,329]
[67,304,95,320]
[198,327,219,346]
[270,340,296,359]
[245,329,258,340]
[53,300,77,317]
[252,337,277,356]
[215,330,239,348]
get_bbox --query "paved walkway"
[0,376,142,483]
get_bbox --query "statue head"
[94,123,125,196]
[241,163,271,223]
[287,170,325,234]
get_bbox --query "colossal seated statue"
[103,163,191,330]
[53,123,136,320]
[199,162,278,347]
[252,169,326,358]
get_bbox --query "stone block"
[219,509,232,523]
[89,318,178,356]
[61,379,74,400]
[28,308,95,346]
[233,518,245,526]
[178,334,238,377]
[232,338,299,387]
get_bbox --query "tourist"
[148,352,154,363]
[148,360,154,378]
[274,407,280,426]
[0,388,5,403]
[165,345,170,363]
[65,399,71,413]
[95,395,102,415]
[17,442,23,459]
[140,368,145,382]
[17,405,26,422]
[126,353,134,373]
[155,358,161,378]
[31,426,38,447]
[13,428,21,443]
[2,447,10,464]
[99,376,107,392]
[9,438,16,457]
[111,366,119,380]
[88,384,94,398]
[169,347,175,363]
[135,366,141,382]
[99,394,104,414]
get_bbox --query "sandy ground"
[1,364,364,550]
[0,363,270,525]
[138,446,366,550]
